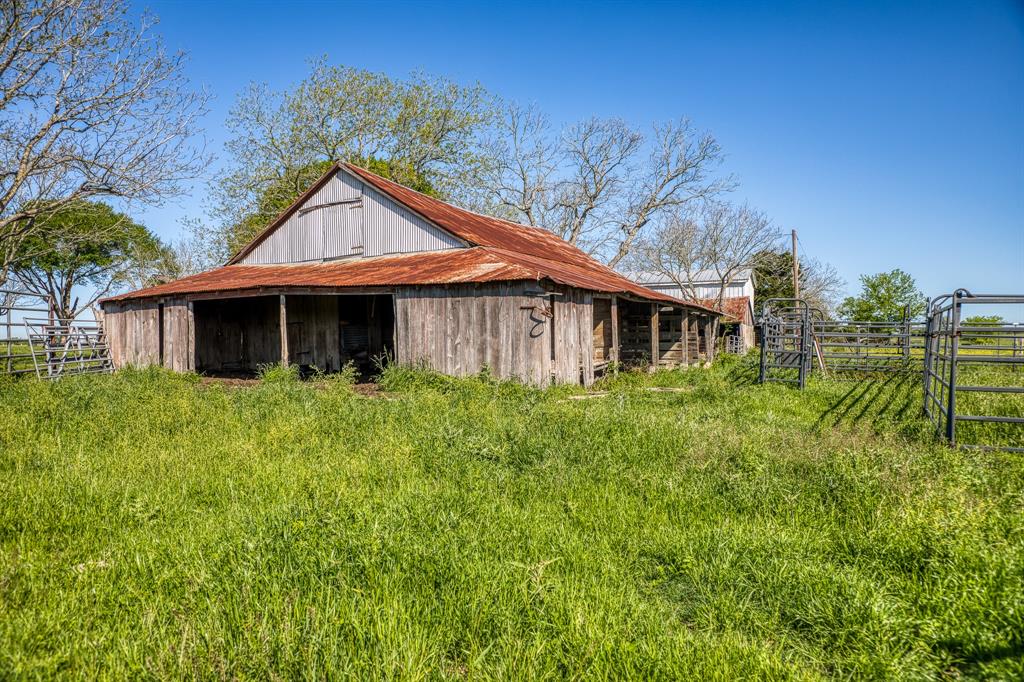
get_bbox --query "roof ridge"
[343,162,545,232]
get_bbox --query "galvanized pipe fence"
[0,289,112,379]
[759,290,1023,452]
[922,290,1024,452]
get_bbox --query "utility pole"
[791,229,800,300]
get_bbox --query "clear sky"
[132,0,1023,314]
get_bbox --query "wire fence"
[1,289,112,379]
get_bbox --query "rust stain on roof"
[108,163,721,315]
[697,297,752,323]
[105,250,533,301]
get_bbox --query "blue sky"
[134,0,1023,312]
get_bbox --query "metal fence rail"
[1,289,112,379]
[812,316,926,373]
[759,290,1023,453]
[923,290,1024,452]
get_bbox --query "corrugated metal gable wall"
[240,171,464,264]
[361,185,464,256]
[645,280,753,300]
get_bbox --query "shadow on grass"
[933,638,1024,672]
[814,373,919,431]
[725,358,760,387]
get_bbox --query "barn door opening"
[193,295,281,376]
[337,294,394,379]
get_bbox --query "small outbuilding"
[101,163,721,386]
[631,269,757,352]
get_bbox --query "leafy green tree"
[837,269,927,322]
[752,249,844,315]
[9,202,165,320]
[962,315,1006,345]
[213,61,494,254]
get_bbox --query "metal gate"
[812,312,925,373]
[1,289,112,379]
[923,290,1024,452]
[758,298,813,388]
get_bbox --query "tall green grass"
[0,359,1021,679]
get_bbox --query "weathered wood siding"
[162,299,194,371]
[193,296,280,374]
[105,300,160,368]
[285,295,340,372]
[394,283,595,386]
[592,297,613,364]
[619,300,654,366]
[551,286,594,386]
[104,297,193,370]
[658,308,688,367]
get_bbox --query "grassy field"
[1,357,1022,679]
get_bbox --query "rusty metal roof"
[108,163,720,315]
[105,249,531,301]
[697,297,753,324]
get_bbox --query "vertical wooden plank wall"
[104,301,161,368]
[162,298,194,371]
[106,298,194,370]
[394,283,594,386]
[657,309,688,368]
[284,295,340,371]
[592,298,613,366]
[551,287,594,386]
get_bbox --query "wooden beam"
[279,294,288,367]
[650,302,659,372]
[610,295,619,366]
[184,286,397,302]
[186,300,195,372]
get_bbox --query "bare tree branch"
[629,202,782,311]
[0,0,210,282]
[477,110,731,264]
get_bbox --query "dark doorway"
[193,293,395,378]
[194,296,280,376]
[337,294,394,377]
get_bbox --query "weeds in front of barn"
[0,357,1021,678]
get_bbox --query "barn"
[101,163,721,386]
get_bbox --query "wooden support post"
[186,300,195,372]
[279,294,289,367]
[610,296,619,366]
[682,309,690,366]
[705,317,715,365]
[650,302,659,372]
